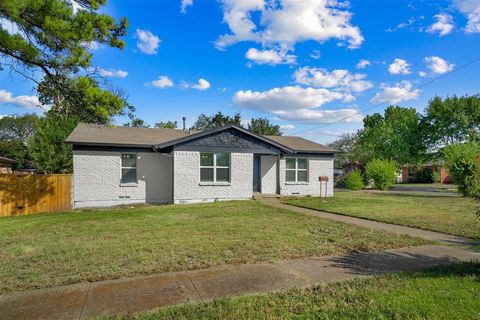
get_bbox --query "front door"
[253,155,260,192]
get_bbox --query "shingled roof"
[66,123,336,154]
[265,135,337,154]
[65,123,194,147]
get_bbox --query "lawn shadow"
[327,249,478,276]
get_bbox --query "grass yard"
[107,262,480,320]
[283,192,480,239]
[0,201,427,294]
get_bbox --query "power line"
[290,56,480,136]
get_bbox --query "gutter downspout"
[276,154,281,195]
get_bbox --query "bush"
[344,170,364,190]
[444,143,480,197]
[432,170,440,183]
[366,159,397,190]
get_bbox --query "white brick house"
[66,123,336,208]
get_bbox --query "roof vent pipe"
[182,117,186,131]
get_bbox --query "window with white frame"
[200,153,230,182]
[285,158,308,182]
[121,153,137,184]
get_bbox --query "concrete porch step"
[253,193,281,200]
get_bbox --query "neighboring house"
[0,156,16,174]
[66,123,337,208]
[401,163,452,184]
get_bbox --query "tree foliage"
[356,106,426,166]
[248,118,282,135]
[154,121,178,129]
[29,112,80,173]
[191,112,241,131]
[328,133,360,169]
[0,140,28,169]
[422,95,480,149]
[0,113,39,142]
[0,0,129,123]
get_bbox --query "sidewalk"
[1,245,479,320]
[257,197,471,245]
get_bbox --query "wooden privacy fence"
[0,174,72,217]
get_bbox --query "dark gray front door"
[253,155,260,192]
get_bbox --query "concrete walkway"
[257,198,471,245]
[1,244,479,320]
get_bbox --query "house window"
[285,158,308,182]
[121,153,137,184]
[200,153,230,182]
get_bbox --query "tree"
[191,112,241,131]
[356,106,426,166]
[29,112,80,173]
[0,140,28,169]
[155,121,178,129]
[0,113,39,142]
[421,95,480,150]
[248,118,282,135]
[123,118,149,128]
[1,0,129,123]
[328,133,360,169]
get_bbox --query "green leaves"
[0,0,129,123]
[248,118,282,136]
[366,159,397,190]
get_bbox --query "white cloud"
[0,18,20,35]
[81,41,99,50]
[136,29,161,55]
[427,13,454,36]
[245,47,296,65]
[97,68,128,78]
[370,81,421,104]
[424,56,455,74]
[233,86,363,124]
[181,0,193,14]
[356,59,371,69]
[294,67,373,93]
[215,0,364,51]
[309,50,321,59]
[388,58,411,75]
[385,17,416,32]
[0,90,41,109]
[454,0,480,33]
[419,71,427,77]
[148,76,174,88]
[280,124,295,131]
[182,78,211,91]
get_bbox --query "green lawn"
[0,201,427,294]
[108,262,480,320]
[283,192,480,239]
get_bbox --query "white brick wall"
[73,150,172,208]
[173,151,253,203]
[279,156,334,197]
[260,155,277,194]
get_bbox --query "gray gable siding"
[172,128,282,154]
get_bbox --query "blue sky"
[1,0,480,144]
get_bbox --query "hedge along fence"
[0,174,72,217]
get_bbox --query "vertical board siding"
[0,174,72,217]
